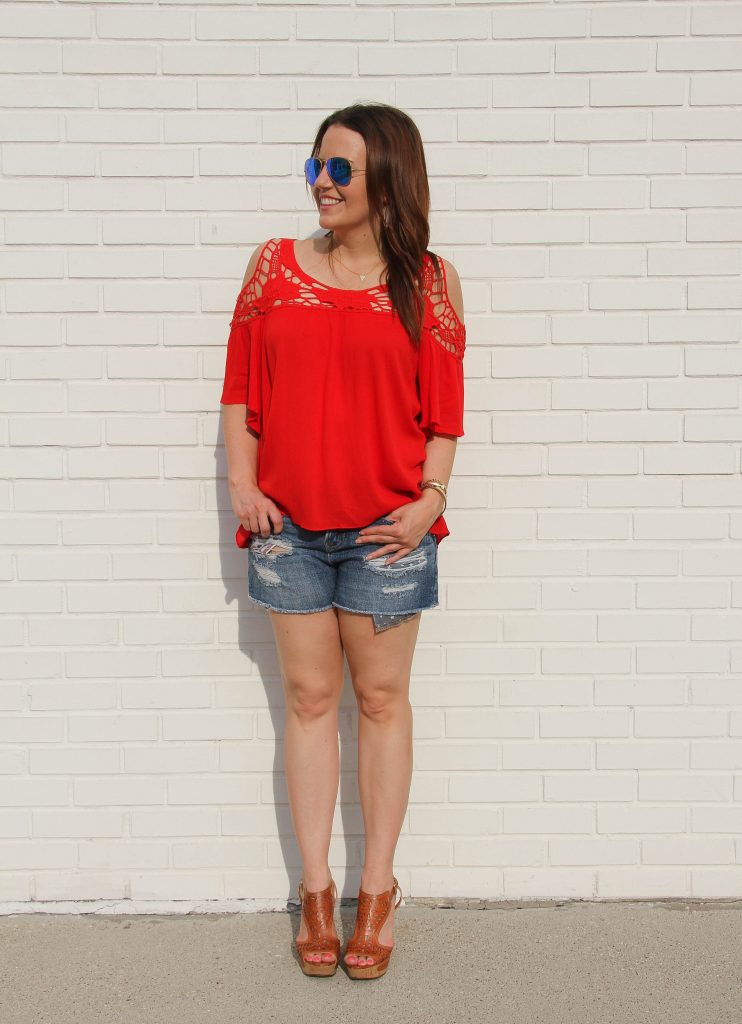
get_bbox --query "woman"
[220,103,466,979]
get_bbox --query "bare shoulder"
[440,257,465,326]
[241,238,276,290]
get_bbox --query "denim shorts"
[246,513,439,633]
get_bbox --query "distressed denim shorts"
[246,513,439,633]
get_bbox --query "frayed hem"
[247,594,334,615]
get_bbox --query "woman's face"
[312,124,376,234]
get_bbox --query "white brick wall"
[2,0,742,908]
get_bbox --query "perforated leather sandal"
[295,877,340,977]
[343,876,402,979]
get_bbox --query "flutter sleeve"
[219,241,273,435]
[416,255,466,439]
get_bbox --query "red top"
[220,237,465,548]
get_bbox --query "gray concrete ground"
[1,900,741,1024]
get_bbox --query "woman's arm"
[223,404,258,487]
[221,241,267,487]
[418,257,464,514]
[419,434,457,516]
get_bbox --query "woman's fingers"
[363,545,396,561]
[382,550,410,565]
[365,544,414,565]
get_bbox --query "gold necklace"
[327,240,383,283]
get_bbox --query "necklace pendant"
[359,273,367,281]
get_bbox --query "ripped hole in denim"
[250,534,292,587]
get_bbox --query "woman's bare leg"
[269,608,345,964]
[338,610,421,966]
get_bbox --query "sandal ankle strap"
[356,876,402,905]
[298,877,337,904]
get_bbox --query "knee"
[286,681,338,721]
[354,679,408,721]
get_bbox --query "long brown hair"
[305,102,443,349]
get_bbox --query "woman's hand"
[229,479,284,538]
[356,491,444,565]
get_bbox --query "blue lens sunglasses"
[304,156,366,188]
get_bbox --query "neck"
[327,228,382,263]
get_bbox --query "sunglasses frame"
[305,156,366,188]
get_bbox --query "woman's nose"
[314,163,334,187]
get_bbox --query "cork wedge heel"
[343,876,402,980]
[295,877,340,977]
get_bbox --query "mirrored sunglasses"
[304,156,364,188]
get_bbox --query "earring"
[382,205,390,228]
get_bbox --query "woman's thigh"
[268,608,345,705]
[338,608,421,702]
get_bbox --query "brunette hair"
[305,102,443,349]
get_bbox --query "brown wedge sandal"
[294,877,340,977]
[343,876,402,979]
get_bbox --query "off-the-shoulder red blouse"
[220,237,465,547]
